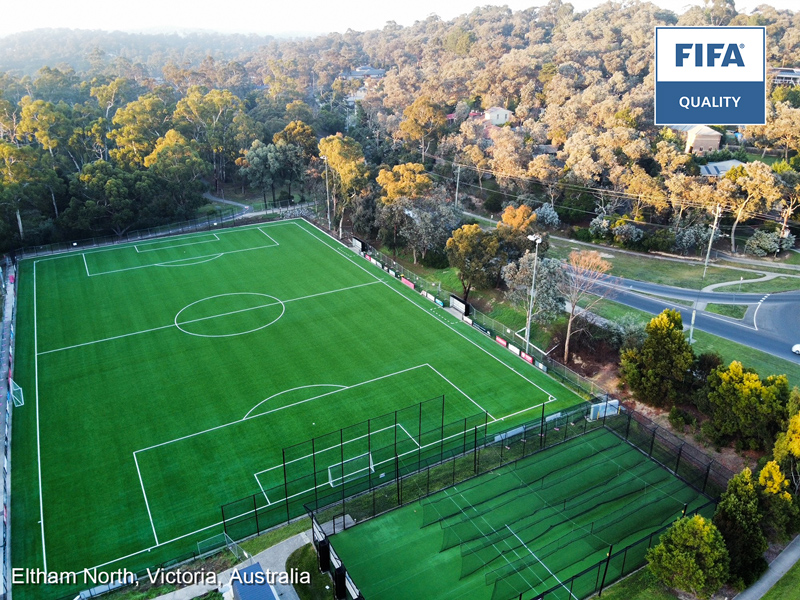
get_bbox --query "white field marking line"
[252,424,400,476]
[256,227,280,244]
[243,364,426,423]
[87,241,280,276]
[28,219,296,266]
[297,219,560,402]
[505,524,578,600]
[38,281,379,355]
[133,364,430,455]
[255,424,465,507]
[444,487,541,593]
[135,233,220,253]
[397,423,421,448]
[495,398,556,423]
[584,437,686,507]
[133,453,159,544]
[86,518,226,572]
[425,363,495,421]
[154,254,224,267]
[33,261,48,572]
[244,384,346,419]
[254,473,272,506]
[82,253,91,277]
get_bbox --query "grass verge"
[705,304,748,319]
[240,518,311,556]
[762,551,800,600]
[595,568,678,600]
[286,544,332,600]
[721,276,800,294]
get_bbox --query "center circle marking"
[174,292,285,338]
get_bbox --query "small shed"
[231,563,279,600]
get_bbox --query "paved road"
[587,274,800,364]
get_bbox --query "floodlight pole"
[322,155,331,231]
[524,234,543,357]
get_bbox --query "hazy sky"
[0,0,796,38]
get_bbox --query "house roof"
[700,159,744,177]
[687,125,722,138]
[485,106,511,115]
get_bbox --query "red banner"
[520,352,534,364]
[495,336,508,347]
[401,277,415,290]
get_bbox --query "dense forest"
[1,0,799,254]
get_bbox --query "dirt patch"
[620,399,753,474]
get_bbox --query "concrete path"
[202,192,250,211]
[695,273,781,310]
[154,530,311,600]
[734,534,800,600]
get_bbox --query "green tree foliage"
[757,460,799,541]
[502,254,565,325]
[63,160,141,236]
[445,224,501,303]
[376,163,432,202]
[108,91,173,168]
[620,309,695,409]
[774,388,800,496]
[705,361,790,450]
[317,134,369,237]
[273,120,317,161]
[646,515,729,599]
[399,195,461,264]
[399,96,446,162]
[143,130,210,217]
[713,468,768,588]
[237,140,274,204]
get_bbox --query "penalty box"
[82,226,279,275]
[133,364,481,543]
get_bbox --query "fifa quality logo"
[654,27,766,126]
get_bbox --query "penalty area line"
[133,453,160,545]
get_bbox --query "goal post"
[327,452,375,488]
[8,379,23,407]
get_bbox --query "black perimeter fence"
[10,199,317,261]
[308,402,734,600]
[220,395,489,542]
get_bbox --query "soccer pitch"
[331,427,712,600]
[11,219,584,596]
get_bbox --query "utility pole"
[454,164,461,209]
[690,204,721,344]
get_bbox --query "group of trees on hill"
[1,0,799,256]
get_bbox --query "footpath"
[733,534,800,600]
[154,530,311,600]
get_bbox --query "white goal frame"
[327,452,375,487]
[9,378,23,407]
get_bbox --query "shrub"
[647,515,729,599]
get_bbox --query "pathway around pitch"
[152,529,310,600]
[733,534,800,600]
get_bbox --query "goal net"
[8,379,23,407]
[327,452,375,487]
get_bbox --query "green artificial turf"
[332,427,710,600]
[11,220,584,599]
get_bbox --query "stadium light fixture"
[524,234,543,357]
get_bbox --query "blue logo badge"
[655,27,766,125]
